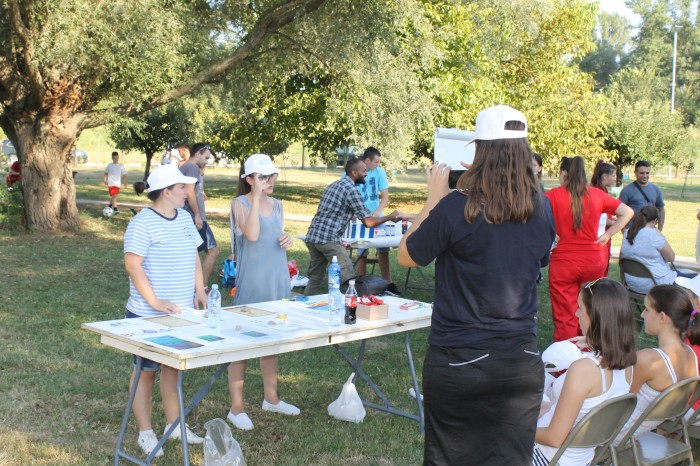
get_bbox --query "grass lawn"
[2,167,700,464]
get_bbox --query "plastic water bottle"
[329,284,343,327]
[208,284,221,329]
[344,279,357,325]
[328,256,341,291]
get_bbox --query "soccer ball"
[102,206,114,218]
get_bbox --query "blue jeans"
[423,334,543,466]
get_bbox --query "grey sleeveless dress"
[233,195,291,305]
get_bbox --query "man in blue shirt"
[353,147,401,295]
[619,160,665,230]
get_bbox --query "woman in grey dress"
[226,153,300,430]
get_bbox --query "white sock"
[139,429,155,437]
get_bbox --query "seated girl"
[621,205,696,294]
[534,279,636,466]
[614,284,699,443]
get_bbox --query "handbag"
[340,275,388,296]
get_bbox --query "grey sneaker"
[137,430,164,457]
[163,423,204,444]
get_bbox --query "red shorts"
[108,186,120,196]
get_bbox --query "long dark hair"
[237,164,251,197]
[647,285,700,344]
[456,121,540,224]
[590,161,616,192]
[626,205,659,245]
[560,156,588,232]
[580,279,637,369]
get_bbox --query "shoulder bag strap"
[632,181,652,204]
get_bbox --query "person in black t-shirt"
[399,105,555,466]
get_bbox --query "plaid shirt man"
[306,176,370,244]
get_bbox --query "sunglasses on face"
[257,173,278,182]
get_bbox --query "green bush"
[0,183,26,230]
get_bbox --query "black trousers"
[423,335,544,466]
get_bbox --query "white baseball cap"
[241,153,279,179]
[676,275,700,298]
[146,164,197,192]
[468,104,528,143]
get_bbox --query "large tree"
[602,68,686,175]
[0,0,332,231]
[109,102,195,180]
[417,0,609,171]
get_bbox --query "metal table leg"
[333,334,424,429]
[116,361,230,465]
[403,267,433,293]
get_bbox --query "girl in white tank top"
[615,285,700,445]
[534,279,637,466]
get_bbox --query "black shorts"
[197,221,218,252]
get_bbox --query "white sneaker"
[262,399,300,416]
[138,430,164,458]
[163,423,204,444]
[227,411,254,430]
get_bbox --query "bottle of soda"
[329,284,343,327]
[208,284,221,329]
[328,255,341,291]
[344,279,357,325]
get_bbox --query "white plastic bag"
[203,418,246,466]
[327,372,366,423]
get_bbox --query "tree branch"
[81,0,327,129]
[7,0,44,106]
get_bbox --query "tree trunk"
[144,151,155,180]
[15,120,82,231]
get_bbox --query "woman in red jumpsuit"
[546,156,633,341]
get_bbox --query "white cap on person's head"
[468,105,528,143]
[241,153,279,179]
[675,275,700,298]
[146,164,197,192]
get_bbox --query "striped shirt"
[124,208,203,317]
[306,176,370,244]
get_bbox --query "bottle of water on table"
[329,284,343,327]
[328,255,341,290]
[208,284,221,329]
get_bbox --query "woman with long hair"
[534,279,636,466]
[398,105,556,465]
[546,156,633,341]
[590,160,617,193]
[620,205,696,293]
[590,160,618,276]
[124,164,207,457]
[615,285,699,443]
[226,154,299,431]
